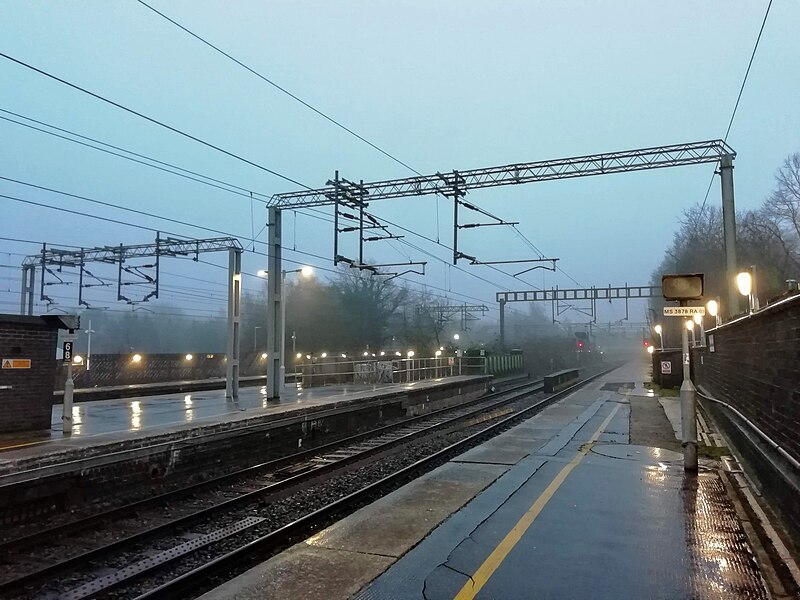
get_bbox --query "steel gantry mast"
[20,235,244,400]
[265,139,737,398]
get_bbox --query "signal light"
[643,340,650,347]
[577,341,583,348]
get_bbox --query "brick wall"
[692,294,800,539]
[0,315,60,433]
[692,294,800,464]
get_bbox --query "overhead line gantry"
[264,140,737,399]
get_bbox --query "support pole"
[225,247,242,400]
[452,193,459,264]
[86,319,93,371]
[499,300,506,348]
[63,329,76,435]
[333,170,340,264]
[27,266,34,315]
[720,155,739,318]
[19,266,28,315]
[266,207,283,400]
[280,270,287,391]
[680,312,698,471]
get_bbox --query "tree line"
[650,152,800,342]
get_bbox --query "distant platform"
[0,375,491,474]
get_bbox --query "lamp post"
[453,333,462,375]
[253,326,262,353]
[84,319,95,371]
[281,266,313,391]
[261,265,313,395]
[654,324,663,350]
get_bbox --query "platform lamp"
[686,318,696,347]
[654,324,664,350]
[693,313,705,346]
[736,267,760,314]
[706,298,721,327]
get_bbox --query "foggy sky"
[1,1,797,326]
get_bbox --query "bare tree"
[761,153,800,272]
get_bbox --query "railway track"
[0,375,548,599]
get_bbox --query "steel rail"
[134,365,618,599]
[0,377,541,596]
[0,375,532,552]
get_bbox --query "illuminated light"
[706,300,719,317]
[439,346,444,351]
[654,324,662,335]
[300,265,314,278]
[647,345,655,354]
[453,334,460,340]
[363,351,369,357]
[693,313,702,325]
[257,269,268,277]
[306,354,311,360]
[73,355,83,364]
[435,350,442,357]
[321,352,327,358]
[131,353,142,363]
[686,320,694,331]
[296,353,302,359]
[371,353,376,357]
[395,351,402,356]
[207,354,214,358]
[341,353,347,358]
[380,351,385,356]
[185,353,193,361]
[407,350,415,358]
[642,340,648,347]
[261,352,268,359]
[578,341,584,348]
[736,271,752,297]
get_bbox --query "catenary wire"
[0,51,309,188]
[699,0,773,214]
[136,0,421,176]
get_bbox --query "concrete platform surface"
[0,375,487,465]
[203,359,771,600]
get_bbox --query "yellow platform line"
[0,439,50,451]
[453,402,621,600]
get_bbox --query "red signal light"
[643,340,649,347]
[577,341,583,348]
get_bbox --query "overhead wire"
[136,0,422,176]
[699,0,773,213]
[0,39,578,304]
[131,2,572,288]
[0,51,309,188]
[2,108,574,292]
[0,110,268,201]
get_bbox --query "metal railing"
[293,356,491,388]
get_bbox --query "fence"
[296,356,493,388]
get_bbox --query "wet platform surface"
[204,359,770,600]
[0,375,485,459]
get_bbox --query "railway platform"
[202,359,795,600]
[0,374,492,474]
